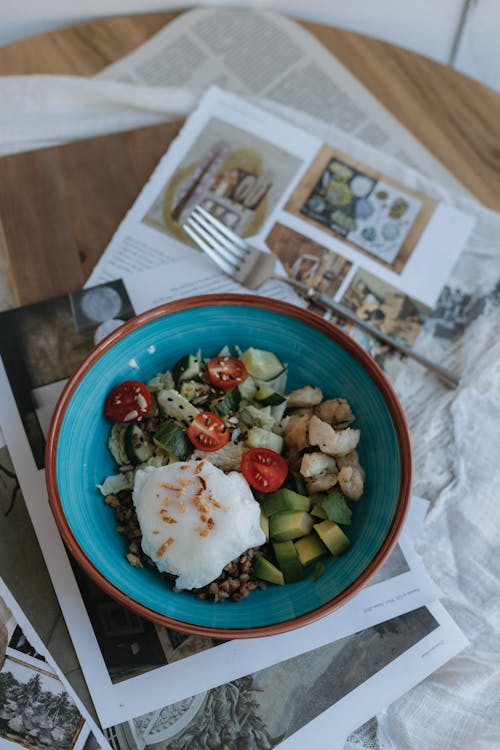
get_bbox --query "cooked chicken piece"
[336,450,366,479]
[305,472,338,493]
[338,465,364,501]
[282,409,312,453]
[300,452,337,478]
[287,385,323,408]
[308,415,360,457]
[313,398,355,426]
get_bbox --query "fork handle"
[280,277,459,389]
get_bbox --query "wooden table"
[1,10,500,308]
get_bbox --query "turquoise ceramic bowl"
[46,294,412,638]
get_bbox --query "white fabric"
[1,72,500,750]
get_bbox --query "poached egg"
[132,460,265,590]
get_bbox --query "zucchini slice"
[172,352,202,385]
[153,420,192,461]
[124,424,155,466]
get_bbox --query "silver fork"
[183,205,459,389]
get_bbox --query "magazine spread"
[86,86,475,381]
[99,8,468,195]
[0,271,443,729]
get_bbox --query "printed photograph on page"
[142,118,303,244]
[0,583,106,750]
[266,223,431,377]
[104,606,439,750]
[0,280,135,469]
[285,145,437,273]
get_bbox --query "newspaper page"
[99,8,467,195]
[0,269,443,729]
[0,576,111,750]
[86,86,475,382]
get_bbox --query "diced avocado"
[260,511,269,541]
[245,426,283,453]
[272,541,304,583]
[211,387,241,418]
[311,504,328,519]
[153,419,191,460]
[157,389,200,426]
[172,353,202,385]
[269,511,314,542]
[239,347,286,381]
[319,491,352,525]
[314,520,351,556]
[254,382,287,406]
[294,534,327,567]
[108,423,129,466]
[262,488,310,518]
[124,424,155,465]
[253,553,284,586]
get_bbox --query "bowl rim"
[45,293,413,639]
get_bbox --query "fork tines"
[183,206,248,275]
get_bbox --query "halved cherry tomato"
[241,448,288,494]
[187,411,230,452]
[207,356,248,389]
[104,380,152,423]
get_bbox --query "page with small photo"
[103,601,467,750]
[82,87,475,385]
[0,577,110,750]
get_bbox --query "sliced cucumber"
[125,424,155,466]
[211,387,241,418]
[108,423,129,466]
[245,426,283,453]
[237,375,257,401]
[172,352,202,385]
[240,404,276,431]
[254,382,286,407]
[153,419,192,460]
[239,348,285,381]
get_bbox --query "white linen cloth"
[1,73,499,750]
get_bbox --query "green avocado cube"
[253,554,284,586]
[294,534,327,567]
[262,488,310,517]
[269,511,314,542]
[314,520,351,556]
[272,541,304,583]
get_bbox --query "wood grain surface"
[1,10,499,306]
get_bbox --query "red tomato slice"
[187,412,230,452]
[241,448,288,494]
[104,380,152,423]
[207,356,248,389]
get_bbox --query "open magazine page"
[0,272,443,729]
[0,577,110,750]
[103,601,467,750]
[86,86,475,383]
[99,9,466,194]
